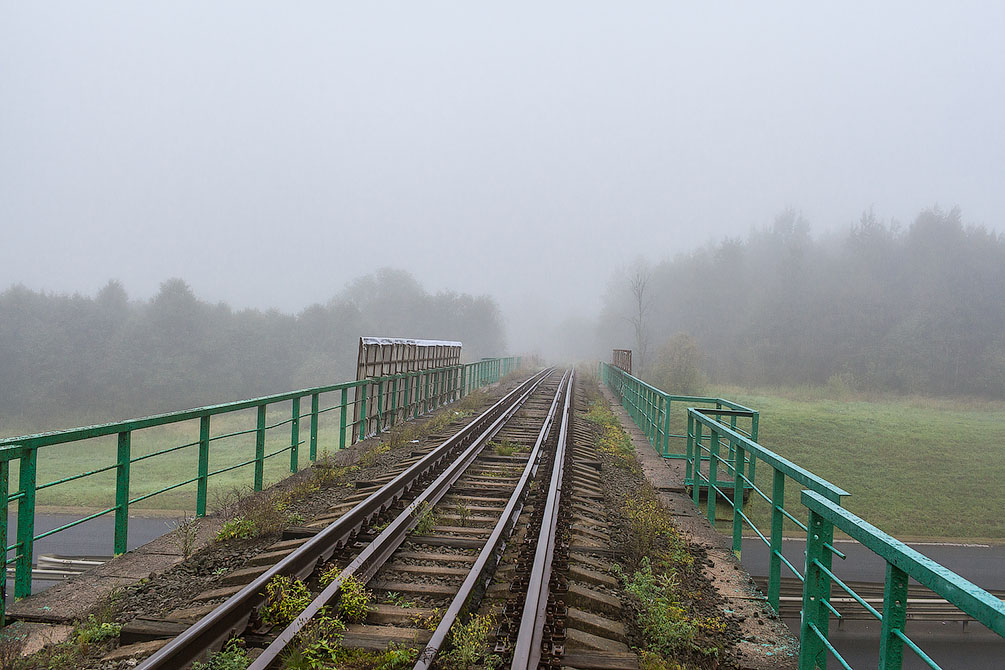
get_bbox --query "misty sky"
[3,3,1003,352]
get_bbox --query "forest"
[0,268,505,425]
[599,206,1005,398]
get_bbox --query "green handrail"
[800,490,1005,670]
[598,362,759,458]
[0,355,521,624]
[598,360,1003,667]
[687,407,849,615]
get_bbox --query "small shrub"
[386,591,416,608]
[410,501,438,535]
[192,638,250,670]
[280,610,345,670]
[168,515,201,559]
[261,575,313,626]
[439,614,500,670]
[76,615,122,644]
[492,439,524,457]
[615,558,720,658]
[336,575,372,623]
[216,517,256,541]
[623,485,692,568]
[454,501,471,527]
[359,442,391,468]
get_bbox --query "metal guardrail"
[0,356,520,623]
[800,491,1005,670]
[599,362,1005,670]
[687,407,849,614]
[598,362,759,459]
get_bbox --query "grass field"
[665,385,1005,541]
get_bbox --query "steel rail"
[136,368,552,670]
[413,369,572,670]
[510,369,575,669]
[247,369,557,669]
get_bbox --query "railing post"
[15,448,36,599]
[424,372,431,413]
[879,563,909,670]
[692,422,703,506]
[0,458,7,624]
[358,382,368,442]
[114,431,131,556]
[685,413,694,484]
[731,442,745,556]
[460,366,467,398]
[309,393,319,461]
[390,377,399,427]
[749,411,760,483]
[707,426,719,526]
[339,388,348,450]
[768,469,784,612]
[376,379,385,432]
[661,395,672,457]
[196,416,210,517]
[413,373,421,418]
[290,396,300,472]
[799,508,834,670]
[255,405,266,490]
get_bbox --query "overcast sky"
[2,2,1003,351]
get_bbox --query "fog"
[2,3,1003,374]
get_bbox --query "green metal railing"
[599,362,759,458]
[687,407,848,613]
[599,362,1005,669]
[800,491,1005,670]
[0,356,520,623]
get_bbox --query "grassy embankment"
[659,386,1005,541]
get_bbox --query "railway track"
[126,368,635,669]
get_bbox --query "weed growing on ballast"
[439,614,501,670]
[192,638,250,670]
[336,574,372,622]
[261,575,313,626]
[410,500,438,535]
[216,516,256,541]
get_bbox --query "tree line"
[0,268,506,425]
[599,206,1005,397]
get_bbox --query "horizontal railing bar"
[808,622,854,670]
[36,462,119,491]
[128,475,201,505]
[130,440,201,464]
[779,505,809,532]
[812,558,882,620]
[262,444,295,460]
[802,489,1005,636]
[892,629,942,670]
[0,364,468,453]
[206,457,258,478]
[32,505,118,542]
[207,426,259,443]
[776,549,804,581]
[693,408,756,417]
